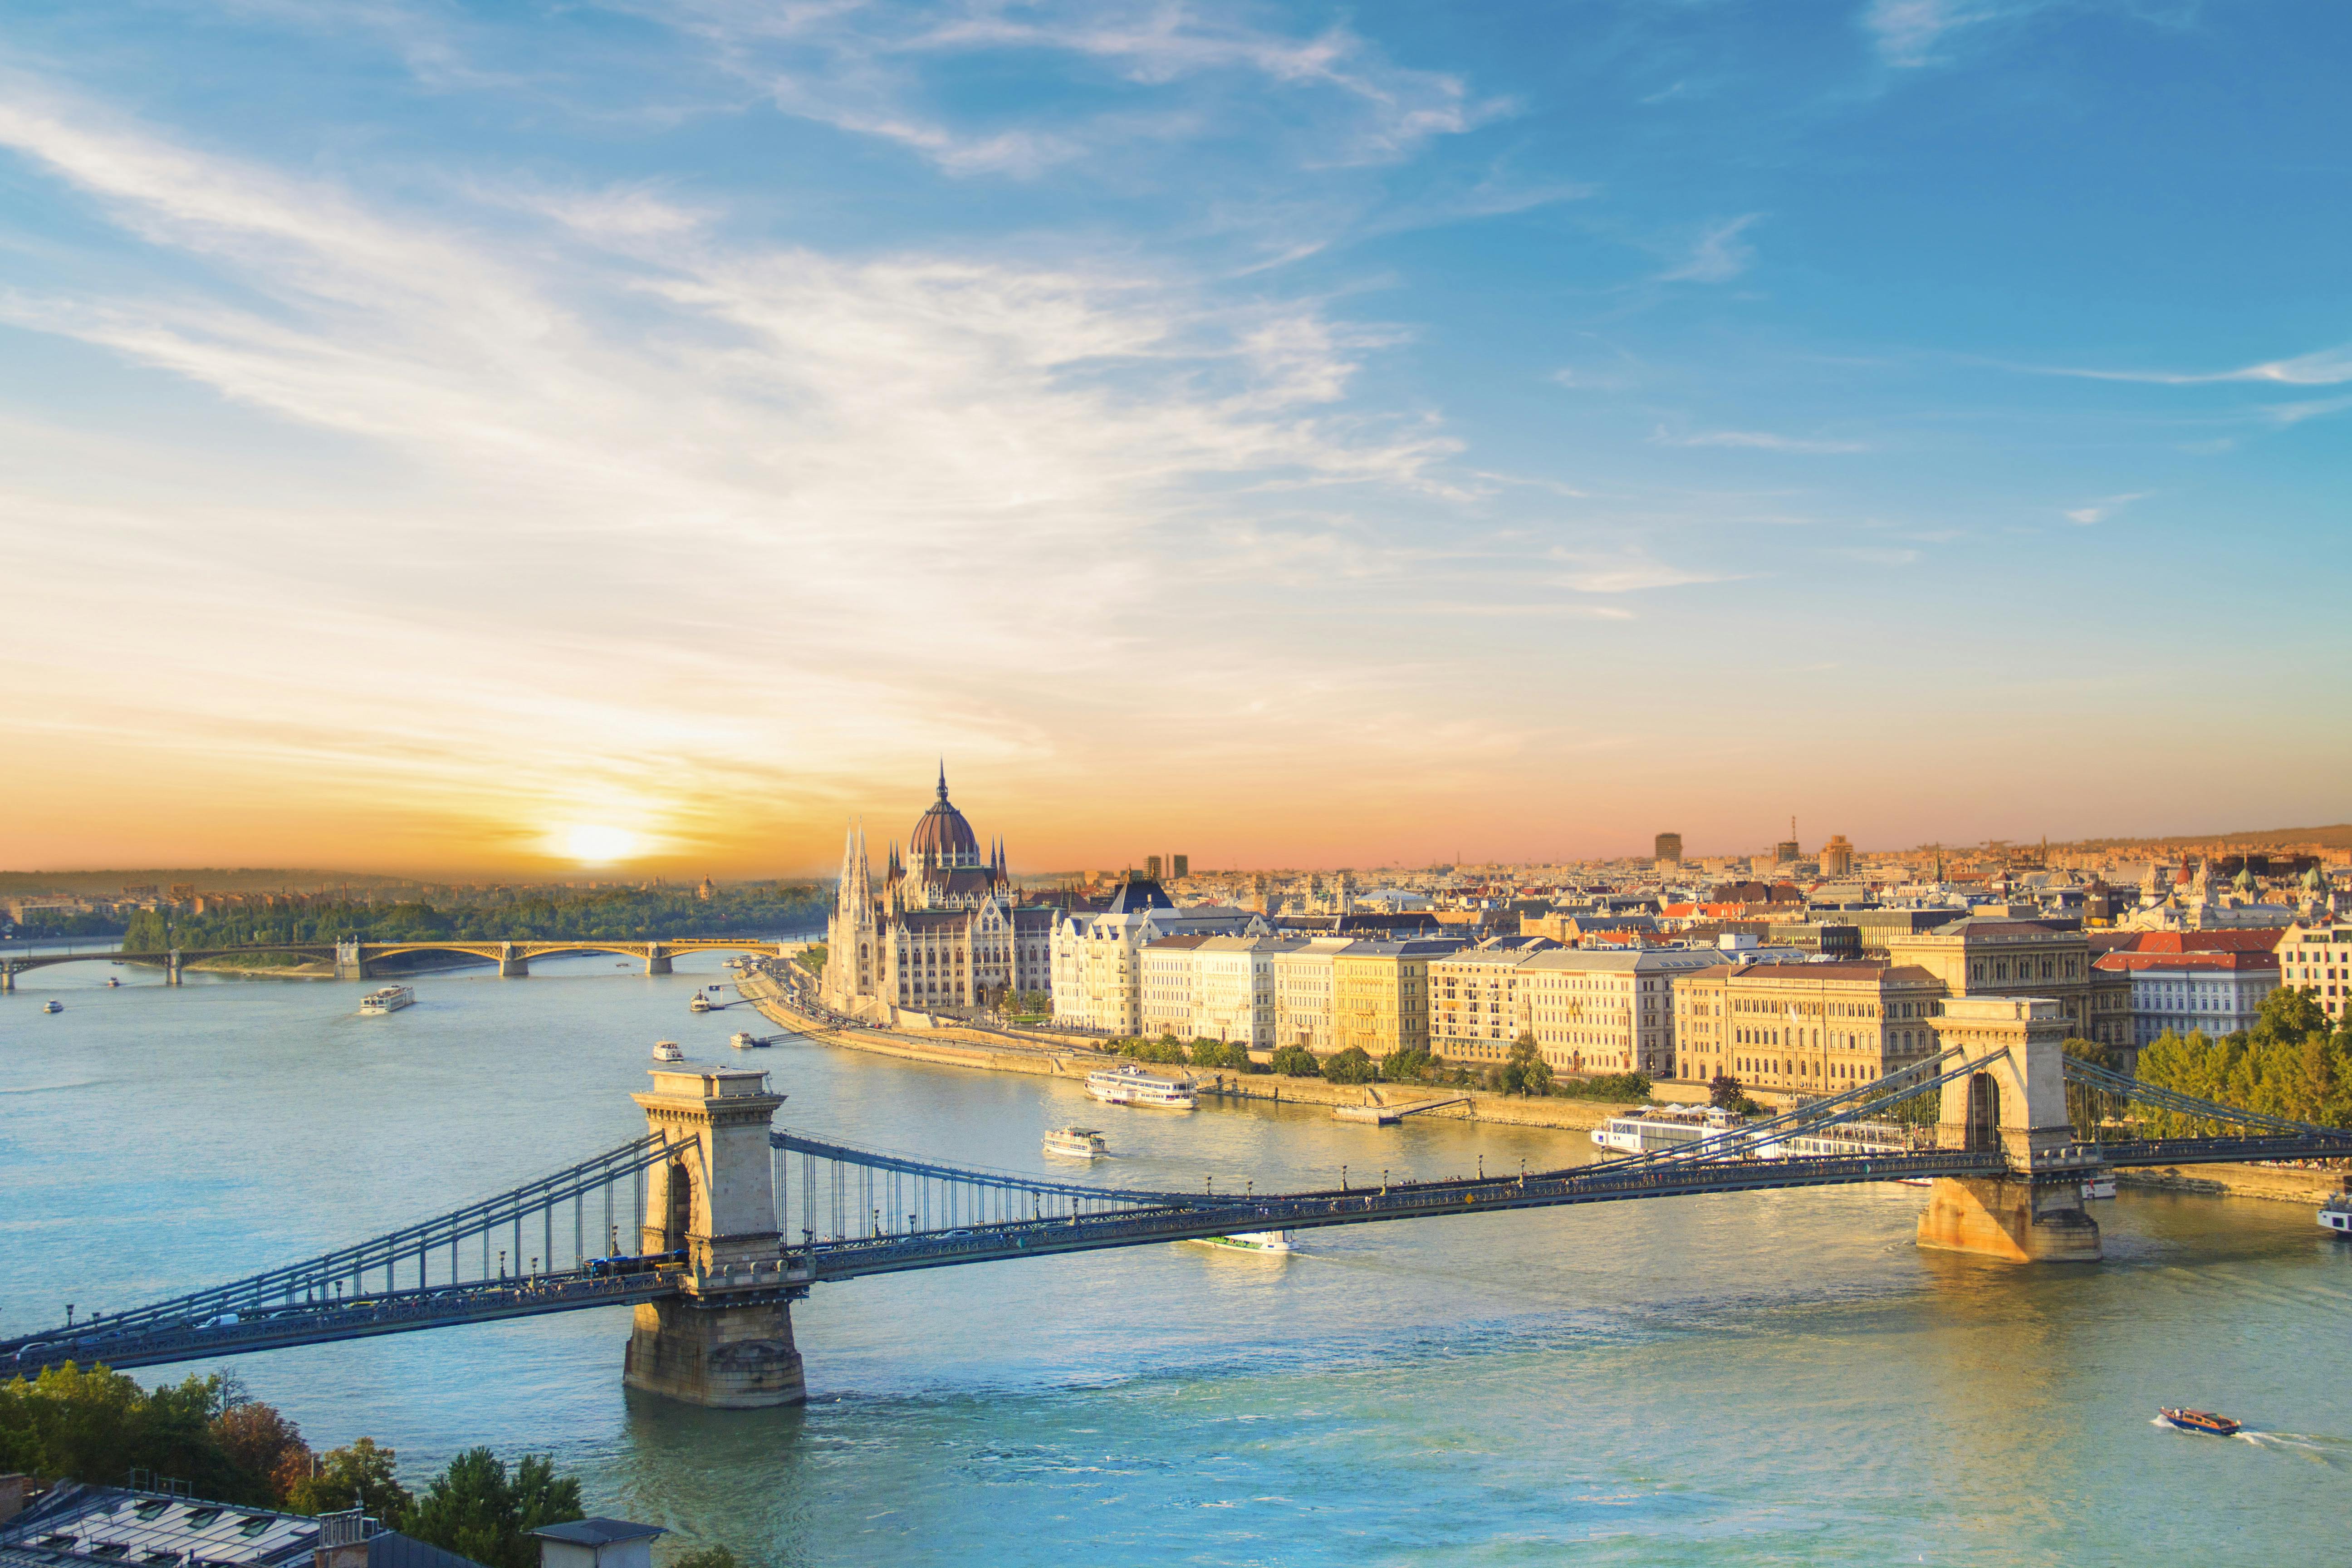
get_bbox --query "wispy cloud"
[1867,0,1982,66]
[2063,491,2150,525]
[1653,426,1867,454]
[1659,214,1761,284]
[1546,551,1734,593]
[2028,343,2352,387]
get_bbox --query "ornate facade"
[822,769,1056,1022]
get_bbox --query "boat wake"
[2236,1430,2352,1465]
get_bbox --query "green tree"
[1707,1073,1746,1112]
[0,1366,272,1503]
[401,1448,581,1568]
[1381,1047,1432,1082]
[1321,1047,1377,1085]
[1269,1044,1320,1078]
[284,1437,412,1520]
[1490,1035,1553,1096]
[212,1401,311,1505]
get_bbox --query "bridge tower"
[166,949,183,987]
[1917,997,2102,1262]
[622,1063,804,1407]
[333,940,371,982]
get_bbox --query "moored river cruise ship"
[1086,1064,1197,1112]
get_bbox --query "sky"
[0,0,2346,877]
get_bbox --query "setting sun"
[553,824,641,864]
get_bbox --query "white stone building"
[1049,882,1265,1035]
[1138,934,1294,1046]
[1519,947,1729,1078]
[2096,948,2281,1044]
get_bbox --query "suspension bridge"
[7,1010,2348,1407]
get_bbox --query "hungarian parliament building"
[821,769,1059,1021]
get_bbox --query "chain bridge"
[7,1022,2348,1407]
[0,938,789,988]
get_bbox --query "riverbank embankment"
[737,971,1640,1134]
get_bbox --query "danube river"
[5,956,2348,1566]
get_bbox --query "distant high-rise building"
[1655,833,1684,864]
[1820,835,1855,877]
[1774,841,1800,865]
[1146,855,1163,881]
[1171,853,1190,880]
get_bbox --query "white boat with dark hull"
[1593,1105,1937,1184]
[2321,1194,2352,1236]
[1087,1064,1197,1111]
[1042,1126,1110,1160]
[358,985,415,1015]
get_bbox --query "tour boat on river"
[688,993,713,1014]
[42,1000,63,1014]
[1086,1064,1197,1111]
[358,985,415,1015]
[2157,1407,2241,1437]
[652,1039,684,1063]
[2320,1194,2352,1236]
[1042,1126,1109,1159]
[1592,1105,1744,1155]
[1195,1230,1296,1254]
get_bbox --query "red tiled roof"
[2092,929,2285,955]
[2093,951,2278,973]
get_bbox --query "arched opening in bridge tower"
[664,1161,692,1254]
[1965,1073,2001,1154]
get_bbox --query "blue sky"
[0,1,2344,872]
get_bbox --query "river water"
[4,956,2348,1566]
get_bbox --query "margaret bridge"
[8,1000,2350,1407]
[0,938,792,989]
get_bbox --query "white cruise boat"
[358,985,415,1015]
[1195,1230,1295,1254]
[1086,1063,1197,1111]
[652,1039,685,1063]
[2318,1194,2350,1235]
[1592,1104,1744,1155]
[688,993,713,1014]
[1042,1126,1109,1159]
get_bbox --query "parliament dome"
[909,766,981,868]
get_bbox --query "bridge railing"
[0,1133,676,1362]
[770,1129,1245,1245]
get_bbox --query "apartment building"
[2278,919,2352,1022]
[1428,940,1555,1065]
[1271,937,1357,1051]
[1520,947,1724,1078]
[1331,938,1461,1058]
[1138,933,1294,1047]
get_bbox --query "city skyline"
[4,2,2347,875]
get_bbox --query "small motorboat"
[2158,1407,2241,1437]
[688,994,713,1014]
[652,1039,685,1063]
[43,1000,64,1014]
[1042,1126,1109,1160]
[105,976,122,988]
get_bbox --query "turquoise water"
[5,957,2350,1566]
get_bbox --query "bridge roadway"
[5,1145,2013,1375]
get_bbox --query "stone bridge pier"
[644,942,673,976]
[623,1063,804,1408]
[166,949,183,987]
[498,943,529,978]
[333,940,372,982]
[1917,997,2102,1263]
